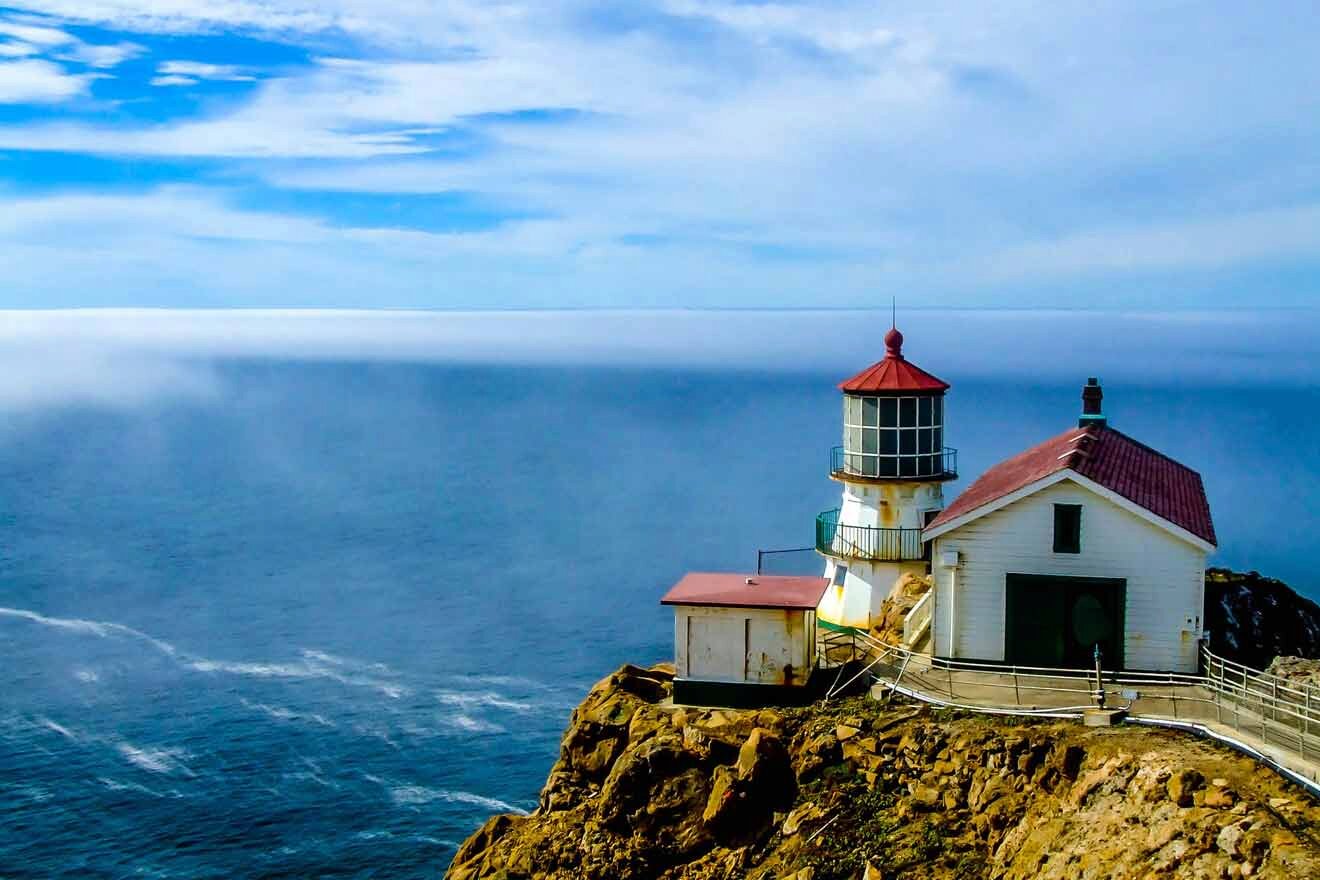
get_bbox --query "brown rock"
[836,724,861,742]
[911,784,942,810]
[1168,768,1206,807]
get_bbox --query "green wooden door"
[1005,574,1125,670]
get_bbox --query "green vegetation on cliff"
[446,664,1320,880]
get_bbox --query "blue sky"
[0,1,1318,308]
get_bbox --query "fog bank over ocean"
[0,308,1315,410]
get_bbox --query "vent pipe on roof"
[1079,377,1106,428]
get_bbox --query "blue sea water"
[2,314,1319,878]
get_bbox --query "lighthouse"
[816,326,956,632]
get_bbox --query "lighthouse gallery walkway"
[824,630,1320,796]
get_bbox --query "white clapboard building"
[923,379,1217,673]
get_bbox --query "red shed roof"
[926,424,1216,546]
[839,327,950,393]
[661,573,830,610]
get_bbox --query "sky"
[0,2,1318,309]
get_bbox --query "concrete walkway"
[855,648,1320,795]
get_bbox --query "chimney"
[1079,377,1106,428]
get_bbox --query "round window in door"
[1071,593,1111,648]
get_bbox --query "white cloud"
[979,205,1320,281]
[0,19,72,47]
[0,58,91,103]
[157,60,255,81]
[0,3,1317,304]
[58,39,143,68]
[0,16,142,68]
[0,40,39,57]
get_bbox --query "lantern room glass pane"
[879,457,897,477]
[933,396,943,426]
[900,397,916,427]
[862,397,878,427]
[862,456,878,477]
[862,427,878,454]
[880,397,897,427]
[918,429,933,454]
[918,397,932,426]
[900,455,917,477]
[900,429,916,455]
[847,427,861,453]
[880,429,897,455]
[847,396,861,425]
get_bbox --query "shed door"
[1005,574,1125,670]
[686,616,744,681]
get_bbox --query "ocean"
[1,310,1317,878]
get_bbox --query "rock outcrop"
[1205,568,1320,668]
[446,663,1320,880]
[868,573,932,648]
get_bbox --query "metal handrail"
[902,590,933,647]
[815,508,924,561]
[831,445,957,481]
[826,633,1320,782]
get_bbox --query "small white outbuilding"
[923,380,1217,674]
[660,573,829,707]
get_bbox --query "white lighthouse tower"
[816,325,955,632]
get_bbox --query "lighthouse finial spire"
[891,296,896,329]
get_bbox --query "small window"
[832,564,848,586]
[1053,504,1082,554]
[899,397,917,427]
[862,397,878,427]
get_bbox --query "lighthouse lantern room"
[816,326,956,632]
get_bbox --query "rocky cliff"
[1205,569,1320,669]
[446,664,1320,880]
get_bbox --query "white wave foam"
[436,690,535,714]
[6,784,52,803]
[443,714,504,735]
[240,699,336,728]
[97,777,175,799]
[454,673,561,691]
[73,667,100,683]
[189,655,408,698]
[36,716,79,741]
[0,607,178,656]
[302,649,391,674]
[0,605,407,700]
[387,785,525,814]
[353,830,456,846]
[117,742,193,776]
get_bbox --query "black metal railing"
[815,508,925,561]
[830,446,957,481]
[755,546,816,575]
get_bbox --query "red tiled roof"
[839,327,950,393]
[926,424,1217,546]
[661,573,830,610]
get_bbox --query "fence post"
[1271,679,1278,723]
[1233,665,1240,732]
[1260,673,1267,742]
[1305,685,1313,761]
[1013,669,1020,706]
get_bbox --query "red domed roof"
[839,327,949,393]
